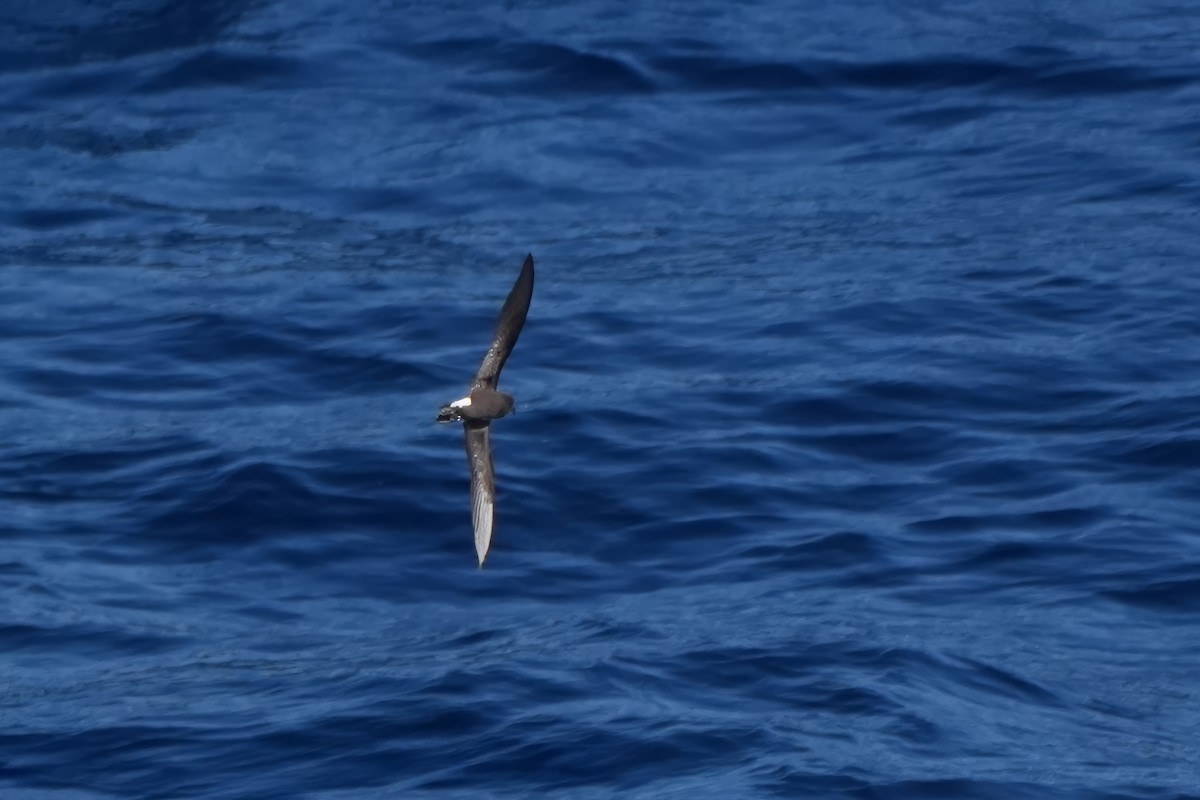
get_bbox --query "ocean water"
[2,1,1200,797]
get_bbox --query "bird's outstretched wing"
[473,254,534,390]
[464,420,495,566]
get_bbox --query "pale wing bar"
[473,254,535,390]
[464,421,495,566]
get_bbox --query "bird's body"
[436,386,514,424]
[437,254,535,566]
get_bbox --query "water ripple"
[3,0,1200,798]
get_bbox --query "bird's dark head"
[498,392,516,417]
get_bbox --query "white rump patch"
[449,396,472,408]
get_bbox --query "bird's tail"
[436,405,462,423]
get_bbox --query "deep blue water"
[3,1,1200,798]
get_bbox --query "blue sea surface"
[2,1,1200,798]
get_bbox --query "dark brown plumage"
[436,254,535,565]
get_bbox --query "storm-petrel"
[437,253,535,566]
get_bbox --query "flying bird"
[437,253,535,566]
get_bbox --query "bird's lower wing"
[464,421,495,566]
